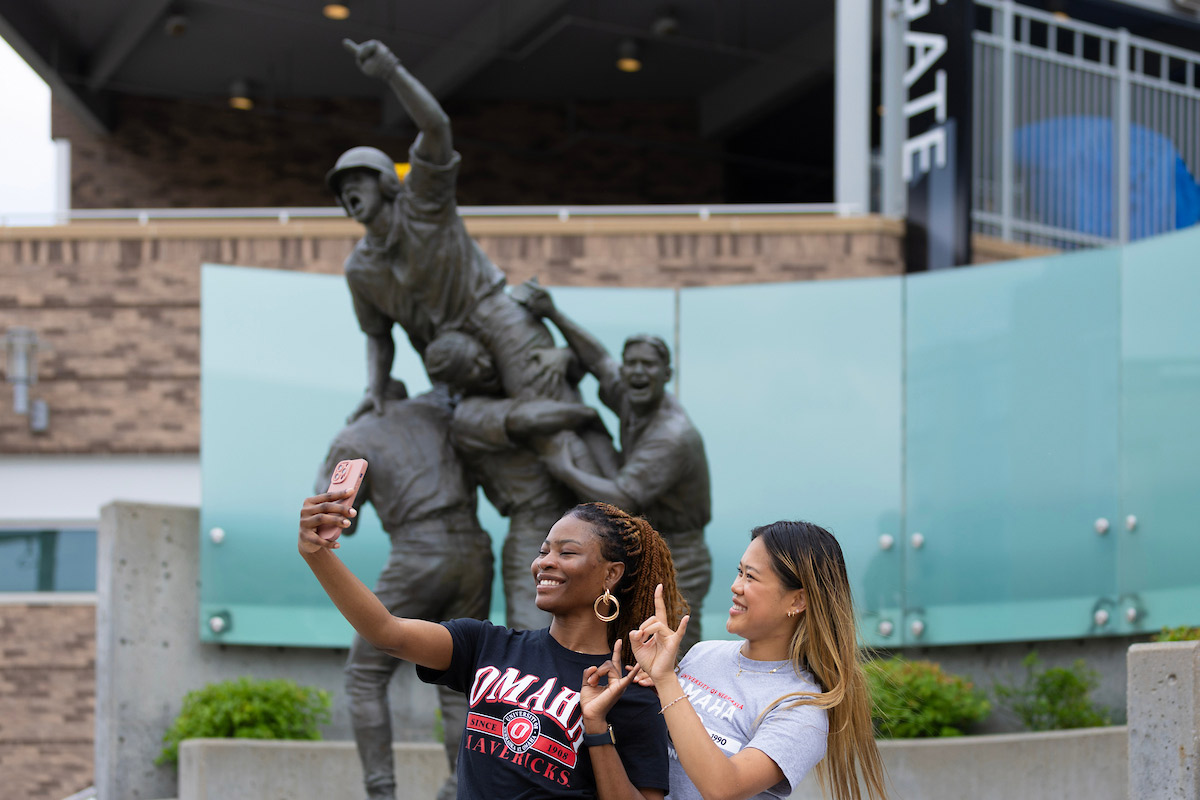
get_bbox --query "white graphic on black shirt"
[466,666,583,771]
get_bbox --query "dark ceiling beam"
[86,0,174,91]
[0,5,112,133]
[698,11,835,140]
[382,0,568,128]
[415,0,568,98]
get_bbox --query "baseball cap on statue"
[326,146,405,195]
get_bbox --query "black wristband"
[582,723,616,747]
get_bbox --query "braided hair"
[566,502,687,651]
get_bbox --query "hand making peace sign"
[628,584,691,686]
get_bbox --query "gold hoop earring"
[594,589,620,622]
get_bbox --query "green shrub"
[994,652,1110,731]
[1152,625,1200,642]
[157,677,331,766]
[865,657,991,738]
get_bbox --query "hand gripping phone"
[317,458,368,541]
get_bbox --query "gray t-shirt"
[666,639,829,800]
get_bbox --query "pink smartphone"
[316,458,368,541]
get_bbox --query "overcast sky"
[0,35,57,222]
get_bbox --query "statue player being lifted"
[329,38,613,478]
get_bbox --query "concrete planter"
[179,739,448,800]
[792,726,1128,800]
[179,727,1127,800]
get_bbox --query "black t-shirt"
[417,619,669,799]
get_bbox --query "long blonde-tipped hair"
[750,521,887,800]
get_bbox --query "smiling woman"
[298,494,685,800]
[626,521,888,800]
[535,503,685,655]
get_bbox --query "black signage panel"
[903,0,974,271]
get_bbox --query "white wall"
[0,455,200,527]
[0,34,57,223]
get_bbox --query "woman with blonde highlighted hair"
[624,520,887,800]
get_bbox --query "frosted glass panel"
[679,278,903,647]
[1118,227,1200,633]
[904,249,1121,644]
[199,224,1200,649]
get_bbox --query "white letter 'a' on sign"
[905,31,947,88]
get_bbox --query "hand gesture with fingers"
[297,490,357,555]
[580,639,642,730]
[343,38,399,79]
[347,390,385,423]
[629,584,690,685]
[512,278,556,318]
[526,347,575,397]
[538,436,577,479]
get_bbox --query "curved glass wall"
[200,225,1200,647]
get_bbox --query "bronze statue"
[330,35,623,588]
[327,38,712,798]
[332,38,613,481]
[517,281,713,653]
[425,331,603,631]
[317,381,490,800]
[328,39,622,799]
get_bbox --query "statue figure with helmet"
[332,40,616,455]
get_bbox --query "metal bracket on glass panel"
[905,607,927,641]
[1118,593,1145,625]
[1091,597,1115,630]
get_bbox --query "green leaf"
[1152,625,1200,642]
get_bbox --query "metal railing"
[0,202,860,228]
[973,0,1200,249]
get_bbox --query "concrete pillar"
[95,502,199,800]
[95,501,440,800]
[1127,641,1200,800]
[835,0,872,216]
[879,0,907,218]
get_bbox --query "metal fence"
[973,0,1200,249]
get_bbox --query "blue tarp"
[1013,115,1200,240]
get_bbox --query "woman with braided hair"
[623,520,888,800]
[299,492,685,800]
[564,502,687,658]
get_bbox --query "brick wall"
[0,602,95,800]
[0,238,205,453]
[0,214,909,455]
[52,94,724,209]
